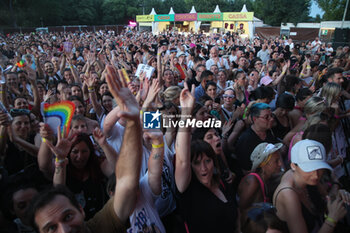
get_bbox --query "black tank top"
[274,187,322,233]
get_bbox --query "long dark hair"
[68,133,104,183]
[190,140,220,183]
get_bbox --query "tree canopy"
[316,0,350,21]
[0,0,325,28]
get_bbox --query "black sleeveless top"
[177,176,238,233]
[274,187,322,233]
[271,114,290,142]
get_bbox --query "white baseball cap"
[291,139,332,172]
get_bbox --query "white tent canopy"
[213,5,221,13]
[169,7,175,15]
[240,4,254,38]
[150,8,158,34]
[190,6,196,14]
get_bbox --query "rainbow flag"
[42,101,75,136]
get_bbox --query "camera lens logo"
[143,110,161,129]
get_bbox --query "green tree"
[253,0,311,26]
[316,0,350,21]
[184,0,231,13]
[163,0,189,14]
[229,0,255,12]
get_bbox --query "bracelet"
[0,91,3,94]
[55,157,68,167]
[88,89,95,93]
[324,215,337,226]
[88,86,95,90]
[307,65,311,69]
[324,221,335,228]
[281,71,285,75]
[152,143,164,149]
[157,53,161,56]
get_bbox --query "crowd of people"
[0,28,350,233]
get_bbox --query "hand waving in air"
[105,65,139,122]
[44,126,76,162]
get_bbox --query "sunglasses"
[258,114,273,120]
[223,94,235,99]
[10,108,30,117]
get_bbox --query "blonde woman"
[320,82,350,180]
[160,86,181,106]
[283,96,328,147]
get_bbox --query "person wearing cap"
[273,139,348,233]
[238,142,283,230]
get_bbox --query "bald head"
[210,47,218,58]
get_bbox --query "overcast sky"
[310,0,325,17]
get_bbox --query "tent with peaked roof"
[150,8,158,34]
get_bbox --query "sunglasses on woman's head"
[10,108,30,117]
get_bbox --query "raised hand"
[105,65,139,121]
[44,126,76,160]
[92,127,107,147]
[23,66,37,83]
[39,122,55,142]
[144,79,161,104]
[43,89,54,102]
[179,82,195,111]
[0,112,11,126]
[83,73,97,88]
[222,118,234,137]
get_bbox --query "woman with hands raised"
[175,82,240,233]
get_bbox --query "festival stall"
[136,5,255,38]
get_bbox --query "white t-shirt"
[127,173,165,233]
[106,121,125,154]
[154,140,176,217]
[206,57,229,70]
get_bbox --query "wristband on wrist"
[324,214,337,227]
[88,86,95,90]
[324,221,335,228]
[88,89,95,93]
[55,157,68,167]
[152,143,164,149]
